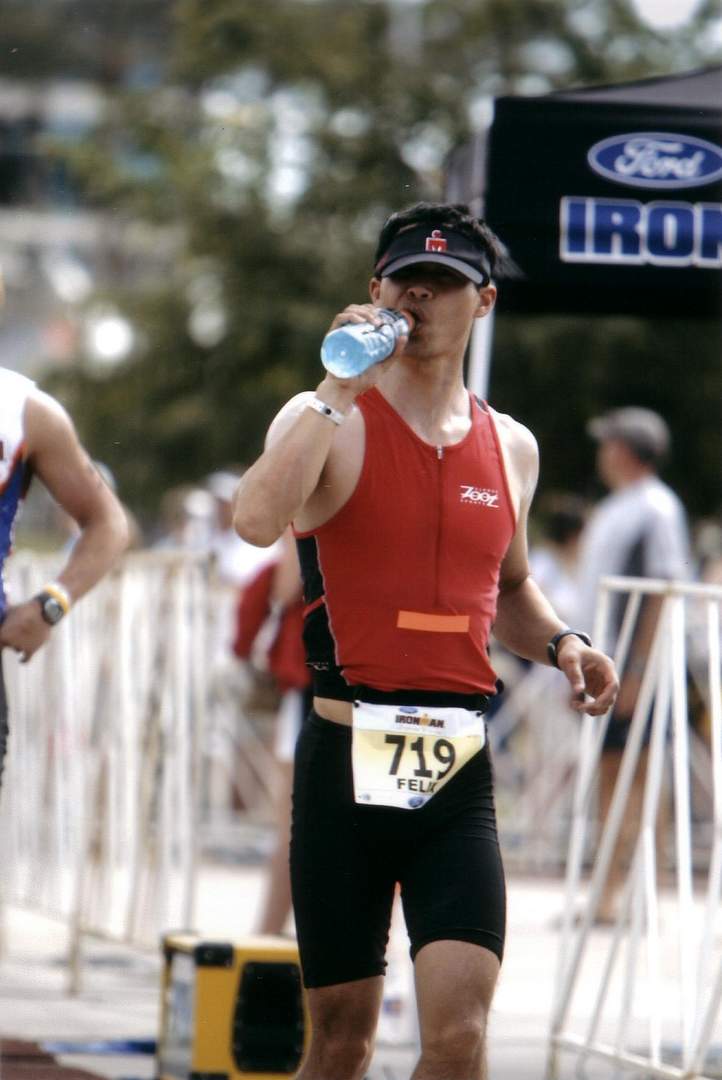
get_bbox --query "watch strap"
[547,628,592,668]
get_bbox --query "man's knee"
[421,1013,488,1070]
[302,1028,373,1080]
[300,979,380,1080]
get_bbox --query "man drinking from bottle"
[233,201,618,1080]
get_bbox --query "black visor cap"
[374,224,492,286]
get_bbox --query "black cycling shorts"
[290,710,506,989]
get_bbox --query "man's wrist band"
[547,628,591,668]
[35,581,72,627]
[42,581,72,614]
[306,396,346,426]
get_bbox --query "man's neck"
[610,464,655,492]
[377,357,470,444]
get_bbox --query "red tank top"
[296,387,516,697]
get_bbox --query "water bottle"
[320,308,413,378]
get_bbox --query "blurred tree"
[0,0,172,84]
[492,314,721,516]
[37,0,721,523]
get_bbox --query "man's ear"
[475,284,497,318]
[369,276,382,302]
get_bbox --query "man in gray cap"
[576,405,691,923]
[587,406,670,467]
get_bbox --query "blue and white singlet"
[0,368,34,620]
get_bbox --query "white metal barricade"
[550,576,722,1080]
[0,550,280,991]
[487,657,581,872]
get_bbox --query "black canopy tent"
[446,66,722,321]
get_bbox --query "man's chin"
[403,333,431,359]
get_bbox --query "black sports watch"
[35,591,67,626]
[547,628,592,668]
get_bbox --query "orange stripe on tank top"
[397,610,470,633]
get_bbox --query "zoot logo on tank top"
[460,485,499,507]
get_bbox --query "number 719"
[384,734,456,779]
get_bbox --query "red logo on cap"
[425,229,447,252]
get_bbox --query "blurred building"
[0,2,176,376]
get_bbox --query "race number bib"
[351,701,486,810]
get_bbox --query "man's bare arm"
[0,391,129,661]
[25,392,129,599]
[492,421,618,715]
[232,384,353,548]
[233,303,409,547]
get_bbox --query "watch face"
[40,596,65,625]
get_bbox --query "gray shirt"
[575,475,691,648]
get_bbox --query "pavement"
[0,861,718,1080]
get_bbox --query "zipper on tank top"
[434,446,444,605]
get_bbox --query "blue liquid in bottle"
[320,309,412,378]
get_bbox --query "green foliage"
[39,0,722,521]
[491,316,722,517]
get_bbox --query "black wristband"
[547,629,591,668]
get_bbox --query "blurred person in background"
[205,469,282,690]
[233,527,311,937]
[153,484,216,552]
[494,491,587,694]
[206,469,280,589]
[203,472,283,824]
[695,517,722,587]
[0,270,129,792]
[485,493,587,746]
[687,518,722,802]
[576,406,692,924]
[233,201,617,1080]
[529,492,587,625]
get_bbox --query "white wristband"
[306,396,346,426]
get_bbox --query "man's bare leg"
[411,939,500,1080]
[296,975,383,1080]
[257,761,294,935]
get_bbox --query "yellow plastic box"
[157,933,309,1080]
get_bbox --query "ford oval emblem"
[588,132,722,190]
[398,706,418,714]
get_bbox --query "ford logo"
[588,132,722,190]
[398,706,418,714]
